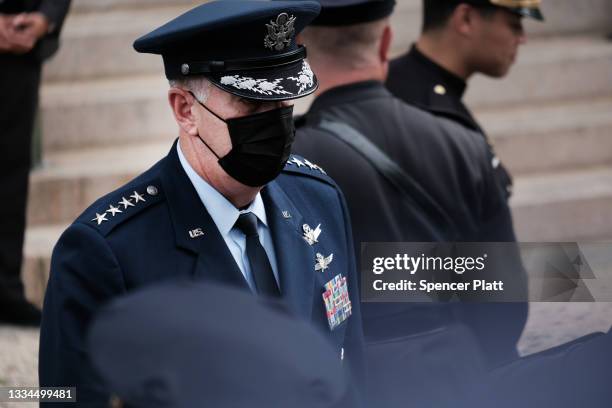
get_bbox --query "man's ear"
[379,24,393,63]
[379,24,393,79]
[450,3,476,37]
[168,88,199,136]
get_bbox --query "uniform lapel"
[262,181,315,321]
[160,141,249,290]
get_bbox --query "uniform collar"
[177,141,268,236]
[408,44,467,99]
[308,80,391,115]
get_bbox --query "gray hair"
[169,76,213,103]
[300,18,389,70]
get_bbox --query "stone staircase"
[23,0,612,306]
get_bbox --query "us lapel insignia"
[315,252,333,272]
[322,274,352,331]
[303,223,322,245]
[188,228,204,239]
[282,210,292,219]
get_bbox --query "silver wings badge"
[315,253,334,272]
[264,13,296,51]
[303,223,322,246]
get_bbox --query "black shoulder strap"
[317,119,458,239]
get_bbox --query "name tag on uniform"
[322,274,352,331]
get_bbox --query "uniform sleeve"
[38,0,71,35]
[458,138,528,369]
[335,187,366,398]
[477,143,517,242]
[39,222,126,407]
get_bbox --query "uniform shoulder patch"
[282,155,336,186]
[80,179,165,237]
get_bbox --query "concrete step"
[41,34,612,151]
[30,94,612,226]
[512,165,612,241]
[47,0,612,82]
[22,224,65,309]
[477,96,612,175]
[27,141,170,227]
[71,0,197,13]
[28,119,612,228]
[44,5,198,82]
[465,34,612,109]
[40,75,176,151]
[22,164,612,305]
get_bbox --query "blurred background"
[1,0,611,392]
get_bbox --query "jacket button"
[146,185,159,196]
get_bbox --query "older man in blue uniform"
[39,1,364,405]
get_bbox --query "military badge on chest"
[302,222,352,331]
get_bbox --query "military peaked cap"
[134,0,321,100]
[462,0,544,21]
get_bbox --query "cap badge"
[264,12,296,51]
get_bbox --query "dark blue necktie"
[235,212,280,297]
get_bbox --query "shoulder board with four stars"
[282,154,335,186]
[83,180,165,237]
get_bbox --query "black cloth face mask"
[190,92,295,187]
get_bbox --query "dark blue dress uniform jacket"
[39,141,365,405]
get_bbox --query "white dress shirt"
[177,142,279,291]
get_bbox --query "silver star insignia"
[107,205,122,216]
[92,212,108,225]
[303,223,322,245]
[315,253,334,272]
[290,157,305,167]
[130,191,146,203]
[119,197,135,209]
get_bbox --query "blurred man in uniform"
[384,0,545,370]
[296,2,612,408]
[386,0,544,199]
[0,0,70,325]
[295,0,526,374]
[39,1,364,405]
[87,282,357,408]
[292,0,526,405]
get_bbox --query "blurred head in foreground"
[87,281,356,408]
